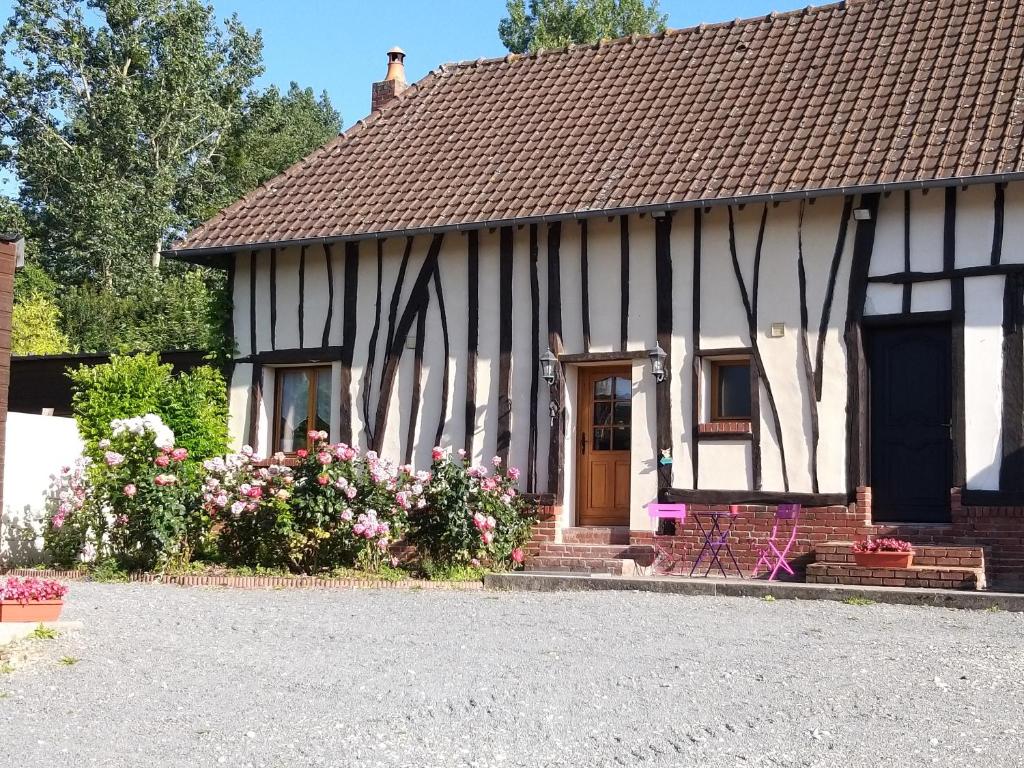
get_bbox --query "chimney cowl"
[372,46,410,112]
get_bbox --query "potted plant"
[0,576,69,622]
[851,538,915,569]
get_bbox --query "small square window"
[710,359,752,421]
[273,366,332,454]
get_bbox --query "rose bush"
[43,458,93,568]
[201,447,296,569]
[285,433,425,572]
[407,447,534,570]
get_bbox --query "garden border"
[2,569,483,591]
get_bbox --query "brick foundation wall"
[526,505,558,557]
[625,489,1024,586]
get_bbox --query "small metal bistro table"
[688,506,744,578]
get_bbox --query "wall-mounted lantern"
[648,345,667,382]
[540,348,557,386]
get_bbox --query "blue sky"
[0,0,810,194]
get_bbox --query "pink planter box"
[0,599,64,623]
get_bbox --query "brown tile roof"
[174,0,1024,254]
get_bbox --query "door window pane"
[593,402,612,425]
[614,376,631,399]
[594,377,614,398]
[592,428,611,451]
[612,427,631,451]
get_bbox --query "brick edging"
[1,569,483,591]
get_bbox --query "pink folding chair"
[751,503,801,580]
[644,502,688,575]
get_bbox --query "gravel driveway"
[1,583,1022,767]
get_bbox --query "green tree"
[499,0,667,54]
[206,82,341,220]
[0,0,263,287]
[11,293,70,355]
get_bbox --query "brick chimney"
[371,47,409,112]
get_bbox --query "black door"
[868,324,953,523]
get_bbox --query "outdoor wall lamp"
[648,345,667,382]
[540,348,557,386]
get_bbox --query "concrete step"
[806,562,985,590]
[525,555,639,576]
[561,526,631,545]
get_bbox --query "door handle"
[580,432,587,454]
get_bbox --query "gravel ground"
[1,583,1023,768]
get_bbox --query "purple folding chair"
[644,502,687,575]
[752,503,800,580]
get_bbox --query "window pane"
[718,363,752,419]
[594,377,614,398]
[315,367,332,434]
[593,402,612,425]
[614,376,631,399]
[278,370,310,453]
[613,402,630,426]
[592,428,611,451]
[612,427,631,451]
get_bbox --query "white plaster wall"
[628,359,659,530]
[956,184,997,269]
[559,222,585,354]
[228,364,250,451]
[964,275,1004,490]
[302,244,332,350]
[1,414,83,565]
[233,253,252,356]
[864,283,903,315]
[474,229,502,464]
[911,281,951,313]
[668,211,695,487]
[908,189,945,273]
[698,441,753,489]
[1002,183,1024,264]
[627,215,658,352]
[698,206,749,348]
[508,225,533,476]
[274,246,301,349]
[253,250,272,353]
[584,217,621,353]
[869,193,907,277]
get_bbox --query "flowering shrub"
[43,459,93,568]
[202,448,296,569]
[852,538,914,554]
[407,447,534,569]
[0,576,69,604]
[286,433,425,572]
[44,414,202,570]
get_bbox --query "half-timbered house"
[171,0,1024,586]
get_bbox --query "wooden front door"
[868,323,953,523]
[575,367,632,526]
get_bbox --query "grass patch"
[58,656,79,666]
[88,559,130,583]
[985,604,1004,613]
[0,662,13,675]
[29,625,58,641]
[421,563,486,582]
[761,594,777,602]
[842,596,876,606]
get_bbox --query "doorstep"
[484,572,1024,612]
[0,620,83,648]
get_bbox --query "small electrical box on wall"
[768,322,786,338]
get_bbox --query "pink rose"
[296,449,308,459]
[154,454,170,468]
[317,474,330,486]
[432,446,446,461]
[345,486,357,500]
[153,474,177,486]
[508,467,521,481]
[511,548,524,564]
[171,447,188,462]
[317,451,332,466]
[491,456,502,467]
[123,484,137,498]
[307,430,320,440]
[104,451,125,467]
[482,531,494,545]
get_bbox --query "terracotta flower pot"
[0,599,64,623]
[853,551,914,569]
